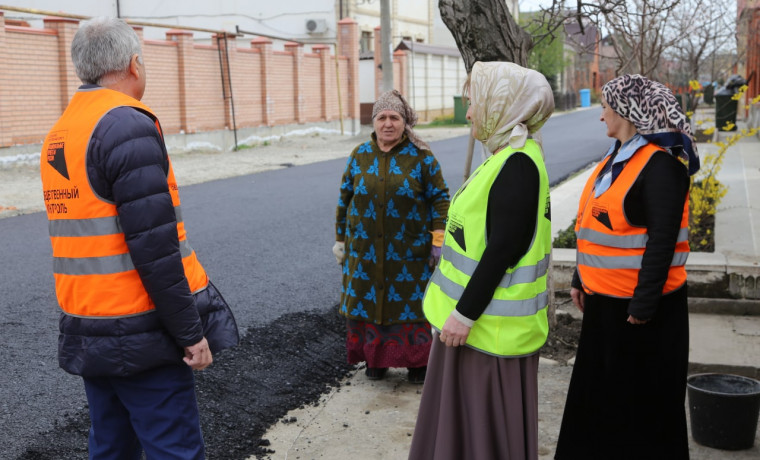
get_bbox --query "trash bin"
[453,95,469,124]
[687,373,760,450]
[703,84,714,105]
[579,89,591,108]
[675,94,685,111]
[714,75,747,132]
[715,90,738,132]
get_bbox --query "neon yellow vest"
[423,140,551,357]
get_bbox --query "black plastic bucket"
[687,373,760,450]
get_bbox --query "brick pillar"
[251,37,273,126]
[338,18,360,124]
[43,17,80,110]
[132,25,144,42]
[167,29,196,133]
[394,50,407,97]
[313,44,331,121]
[0,12,8,147]
[214,33,236,129]
[284,42,305,124]
[374,26,382,99]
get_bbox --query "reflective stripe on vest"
[575,142,689,298]
[49,207,195,275]
[575,227,688,250]
[41,87,208,318]
[441,244,551,293]
[429,269,549,317]
[423,140,551,357]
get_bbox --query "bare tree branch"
[440,0,734,85]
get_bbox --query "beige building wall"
[346,0,433,52]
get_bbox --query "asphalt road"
[0,108,610,458]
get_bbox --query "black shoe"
[407,366,427,384]
[365,367,388,380]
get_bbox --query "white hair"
[71,17,142,86]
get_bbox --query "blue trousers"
[83,363,205,460]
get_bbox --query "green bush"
[553,218,577,248]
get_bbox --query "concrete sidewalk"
[254,120,760,459]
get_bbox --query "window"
[360,31,373,54]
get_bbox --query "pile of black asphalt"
[17,308,355,460]
[16,307,580,459]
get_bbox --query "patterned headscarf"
[372,89,430,150]
[602,74,700,175]
[468,61,555,153]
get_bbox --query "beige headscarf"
[372,89,430,150]
[468,61,555,153]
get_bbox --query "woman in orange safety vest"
[556,74,700,459]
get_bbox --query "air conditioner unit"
[305,18,327,34]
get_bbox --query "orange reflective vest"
[575,143,689,298]
[40,87,208,318]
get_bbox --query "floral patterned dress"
[335,133,450,368]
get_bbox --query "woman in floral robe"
[333,90,450,383]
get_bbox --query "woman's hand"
[428,245,441,268]
[428,230,444,268]
[627,315,650,325]
[570,287,586,313]
[439,314,471,347]
[332,241,345,264]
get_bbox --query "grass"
[417,115,469,129]
[236,140,271,150]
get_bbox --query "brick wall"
[143,39,182,133]
[0,12,360,149]
[0,19,71,146]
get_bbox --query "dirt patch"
[542,311,582,364]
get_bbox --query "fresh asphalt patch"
[15,308,355,460]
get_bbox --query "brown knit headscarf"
[372,89,430,150]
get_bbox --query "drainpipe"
[333,42,345,135]
[216,34,239,150]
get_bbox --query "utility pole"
[380,0,394,92]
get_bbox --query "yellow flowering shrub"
[689,85,758,250]
[689,151,727,251]
[554,84,759,252]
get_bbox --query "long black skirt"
[555,285,690,459]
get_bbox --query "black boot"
[365,367,388,380]
[407,366,427,384]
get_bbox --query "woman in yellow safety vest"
[555,74,699,458]
[409,61,554,459]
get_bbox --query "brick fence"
[0,12,362,151]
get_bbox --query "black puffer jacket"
[58,101,238,377]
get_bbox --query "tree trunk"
[439,0,532,72]
[439,0,554,327]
